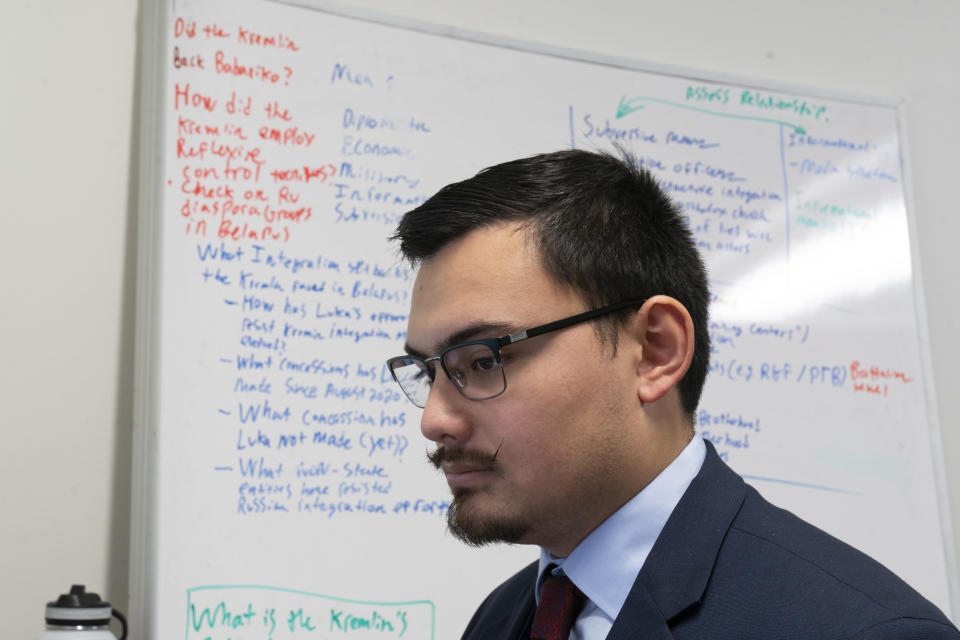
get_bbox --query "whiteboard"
[131,0,958,637]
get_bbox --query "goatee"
[427,444,529,546]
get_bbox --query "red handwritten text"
[850,361,913,397]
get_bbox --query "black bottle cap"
[45,585,112,626]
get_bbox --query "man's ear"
[626,295,696,405]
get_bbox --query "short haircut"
[392,149,710,419]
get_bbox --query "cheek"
[534,361,633,460]
[490,335,634,468]
[495,375,614,468]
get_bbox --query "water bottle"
[37,585,127,640]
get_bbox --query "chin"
[446,488,530,547]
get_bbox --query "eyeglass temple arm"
[498,298,647,347]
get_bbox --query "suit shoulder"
[848,617,960,639]
[721,485,953,628]
[461,561,537,639]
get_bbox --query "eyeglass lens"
[389,342,506,407]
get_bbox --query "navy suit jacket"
[462,441,959,639]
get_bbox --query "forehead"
[406,223,581,350]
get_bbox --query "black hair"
[392,149,710,419]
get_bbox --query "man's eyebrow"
[404,321,517,358]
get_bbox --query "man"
[385,150,958,639]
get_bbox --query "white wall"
[2,0,958,636]
[1,1,139,636]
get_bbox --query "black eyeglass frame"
[386,298,647,408]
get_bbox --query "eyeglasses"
[386,299,646,408]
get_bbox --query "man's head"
[390,149,710,555]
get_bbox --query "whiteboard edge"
[130,0,170,636]
[897,102,960,621]
[269,0,901,110]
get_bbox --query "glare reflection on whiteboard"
[716,199,911,322]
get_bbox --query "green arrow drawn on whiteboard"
[616,95,807,135]
[616,96,647,118]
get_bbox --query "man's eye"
[472,357,497,372]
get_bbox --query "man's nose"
[419,371,473,445]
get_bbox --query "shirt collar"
[536,436,706,618]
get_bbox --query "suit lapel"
[606,579,676,640]
[608,441,747,637]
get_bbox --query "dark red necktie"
[530,571,586,640]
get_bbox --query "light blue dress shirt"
[535,436,706,640]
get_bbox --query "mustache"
[427,441,504,470]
